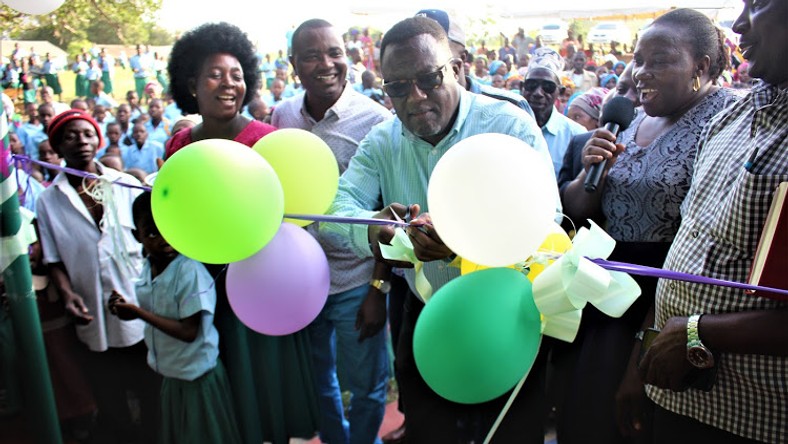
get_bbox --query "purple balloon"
[226,222,330,335]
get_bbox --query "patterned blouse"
[602,88,743,242]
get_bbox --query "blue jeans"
[308,284,389,444]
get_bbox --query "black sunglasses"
[383,59,454,98]
[523,79,558,94]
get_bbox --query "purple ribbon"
[14,154,785,301]
[591,258,788,301]
[285,213,409,227]
[12,155,152,192]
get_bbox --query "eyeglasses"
[383,59,454,98]
[523,79,558,94]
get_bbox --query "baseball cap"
[415,9,466,48]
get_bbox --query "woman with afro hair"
[163,22,320,444]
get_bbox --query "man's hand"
[355,287,387,342]
[108,290,139,321]
[63,290,93,325]
[638,316,694,391]
[368,203,416,268]
[407,212,453,262]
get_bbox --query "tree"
[0,0,173,48]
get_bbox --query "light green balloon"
[413,268,542,404]
[252,128,339,227]
[151,139,284,264]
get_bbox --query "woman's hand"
[582,127,625,175]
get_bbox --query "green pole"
[1,113,63,444]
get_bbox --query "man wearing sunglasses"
[325,16,559,444]
[522,48,587,177]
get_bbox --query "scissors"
[398,205,431,236]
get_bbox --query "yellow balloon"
[252,128,339,227]
[527,224,572,282]
[460,222,572,280]
[460,259,514,275]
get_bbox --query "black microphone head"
[601,96,636,131]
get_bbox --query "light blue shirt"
[144,118,171,146]
[18,122,44,158]
[272,84,393,294]
[129,54,150,79]
[163,103,183,123]
[541,107,586,177]
[121,139,164,173]
[135,254,219,381]
[261,61,276,79]
[91,92,118,110]
[324,86,560,300]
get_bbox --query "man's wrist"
[369,279,392,294]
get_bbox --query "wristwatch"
[686,314,715,369]
[370,279,392,294]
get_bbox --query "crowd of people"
[1,2,785,444]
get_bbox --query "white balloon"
[3,0,65,15]
[427,133,557,267]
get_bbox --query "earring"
[692,76,701,92]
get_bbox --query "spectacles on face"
[383,59,454,98]
[523,79,558,94]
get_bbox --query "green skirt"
[212,270,319,444]
[44,73,62,94]
[159,359,241,444]
[75,74,89,98]
[101,71,113,94]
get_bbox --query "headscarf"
[489,60,505,76]
[600,73,619,88]
[613,61,626,73]
[564,91,583,115]
[569,87,609,120]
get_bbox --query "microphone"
[584,96,636,192]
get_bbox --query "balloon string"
[483,335,542,444]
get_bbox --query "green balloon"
[413,268,542,404]
[252,128,339,227]
[151,139,284,264]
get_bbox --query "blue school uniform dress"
[135,254,241,444]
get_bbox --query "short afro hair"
[291,19,334,58]
[380,16,448,67]
[167,22,261,114]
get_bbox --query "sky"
[155,0,741,54]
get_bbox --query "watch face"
[687,346,715,369]
[380,282,392,293]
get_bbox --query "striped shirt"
[647,82,788,443]
[325,85,558,300]
[272,84,393,294]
